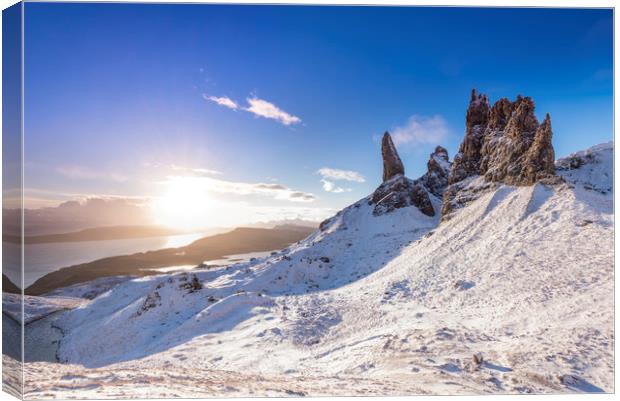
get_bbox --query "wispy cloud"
[169,164,223,176]
[203,92,301,126]
[317,168,365,183]
[244,97,301,126]
[320,179,351,193]
[164,175,315,203]
[316,167,364,193]
[391,115,449,146]
[57,166,128,183]
[203,94,239,110]
[142,162,223,177]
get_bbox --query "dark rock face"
[381,132,405,182]
[449,89,490,184]
[423,146,451,198]
[370,175,435,217]
[442,90,558,218]
[481,96,554,185]
[369,138,449,217]
[522,114,555,184]
[451,90,556,186]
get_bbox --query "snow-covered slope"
[21,143,613,398]
[55,194,441,367]
[556,141,613,194]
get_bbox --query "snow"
[12,142,614,398]
[556,141,613,194]
[45,275,137,300]
[431,153,451,173]
[3,294,86,325]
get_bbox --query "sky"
[20,3,613,230]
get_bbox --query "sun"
[152,176,213,231]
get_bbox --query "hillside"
[2,274,20,294]
[13,140,610,397]
[25,225,315,296]
[11,91,613,398]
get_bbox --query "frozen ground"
[5,143,614,398]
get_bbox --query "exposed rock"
[423,146,451,198]
[370,175,435,217]
[450,90,556,187]
[441,177,498,218]
[368,135,451,217]
[381,132,405,182]
[179,274,202,293]
[482,96,544,185]
[449,89,490,184]
[443,90,559,219]
[522,114,555,183]
[137,290,161,316]
[555,142,612,194]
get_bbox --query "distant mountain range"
[3,225,188,245]
[2,274,20,294]
[2,220,319,245]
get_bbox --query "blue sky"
[22,3,613,229]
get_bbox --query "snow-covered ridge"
[556,141,613,194]
[56,194,440,367]
[19,142,614,397]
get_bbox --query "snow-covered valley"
[4,140,613,398]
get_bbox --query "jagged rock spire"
[522,113,555,182]
[449,89,491,184]
[381,132,405,182]
[370,142,451,218]
[442,90,559,219]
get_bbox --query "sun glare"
[153,177,213,231]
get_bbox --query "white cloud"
[391,115,449,146]
[317,167,365,183]
[316,167,363,193]
[320,179,351,194]
[203,94,239,110]
[244,97,301,126]
[202,92,302,127]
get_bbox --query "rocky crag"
[330,90,558,223]
[368,133,451,218]
[442,89,559,217]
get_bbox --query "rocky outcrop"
[370,175,435,217]
[449,90,490,184]
[381,132,405,182]
[450,90,556,186]
[422,146,451,198]
[369,133,449,218]
[481,96,555,185]
[442,90,558,218]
